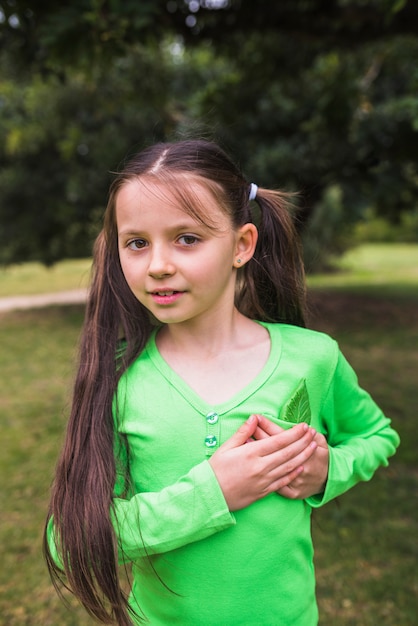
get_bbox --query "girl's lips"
[150,290,185,305]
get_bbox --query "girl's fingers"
[255,422,315,458]
[253,414,284,437]
[212,418,317,508]
[269,466,305,493]
[218,414,259,451]
[267,439,317,479]
[253,426,270,440]
[276,485,295,499]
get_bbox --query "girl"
[44,139,399,626]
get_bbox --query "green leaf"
[281,379,311,425]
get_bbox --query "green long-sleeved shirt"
[108,323,399,625]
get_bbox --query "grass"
[307,243,418,298]
[308,293,418,625]
[0,307,90,625]
[1,244,417,625]
[0,259,92,297]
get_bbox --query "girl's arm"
[110,418,316,563]
[46,417,317,567]
[306,349,399,507]
[253,350,399,505]
[111,458,233,563]
[45,456,233,569]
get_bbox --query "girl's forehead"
[118,174,210,202]
[116,175,229,228]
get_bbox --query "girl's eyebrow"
[118,228,204,242]
[118,229,144,237]
[118,221,206,237]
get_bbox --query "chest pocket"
[280,379,312,425]
[258,378,312,430]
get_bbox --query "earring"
[235,258,242,266]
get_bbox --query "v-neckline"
[145,322,282,416]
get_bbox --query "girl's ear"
[233,223,258,268]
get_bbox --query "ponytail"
[236,188,306,327]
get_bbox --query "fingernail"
[247,415,256,423]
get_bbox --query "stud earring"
[236,258,242,264]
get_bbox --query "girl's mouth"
[150,290,184,305]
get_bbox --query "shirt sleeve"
[46,460,235,568]
[112,459,236,563]
[306,349,400,508]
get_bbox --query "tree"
[185,28,418,267]
[0,47,173,264]
[1,0,417,267]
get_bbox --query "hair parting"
[44,139,306,625]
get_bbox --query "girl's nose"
[147,246,175,278]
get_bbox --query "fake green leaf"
[281,379,311,425]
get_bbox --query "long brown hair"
[43,139,306,625]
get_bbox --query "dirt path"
[0,288,88,312]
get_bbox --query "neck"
[157,308,255,359]
[154,308,271,405]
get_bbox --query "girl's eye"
[127,239,147,250]
[178,235,199,246]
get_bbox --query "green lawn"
[0,259,92,297]
[308,291,418,625]
[1,244,417,625]
[308,243,418,298]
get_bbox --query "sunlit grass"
[308,243,418,298]
[0,259,92,297]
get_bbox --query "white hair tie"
[248,183,258,201]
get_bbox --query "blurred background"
[1,0,418,268]
[0,1,417,624]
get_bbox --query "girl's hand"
[253,414,329,500]
[208,415,317,511]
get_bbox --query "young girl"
[44,139,399,626]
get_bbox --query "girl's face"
[116,177,256,329]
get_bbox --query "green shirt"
[110,323,399,625]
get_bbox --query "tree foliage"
[0,0,417,267]
[0,45,174,264]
